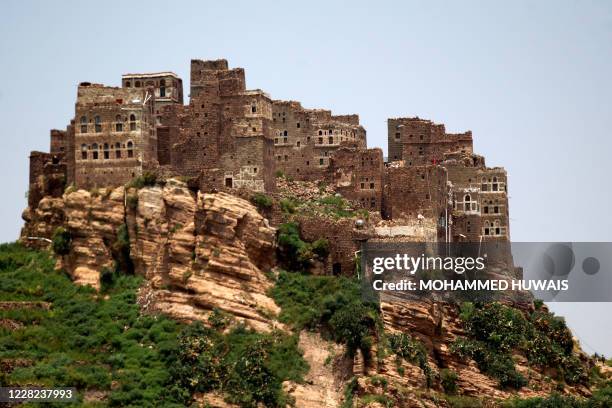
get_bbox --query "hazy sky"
[1,1,611,354]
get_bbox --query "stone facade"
[271,100,366,181]
[388,117,472,164]
[73,83,157,188]
[26,58,511,251]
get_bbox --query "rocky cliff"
[21,180,279,331]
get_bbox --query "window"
[81,144,87,160]
[225,177,233,188]
[318,137,323,144]
[494,206,499,214]
[127,141,134,158]
[370,182,374,189]
[103,143,109,159]
[135,81,141,88]
[283,137,287,144]
[328,136,333,144]
[115,115,123,132]
[115,142,121,158]
[395,132,400,141]
[283,130,288,136]
[92,143,99,159]
[297,122,300,128]
[94,116,102,133]
[125,81,131,87]
[80,116,87,133]
[296,141,300,147]
[492,177,499,192]
[319,158,324,165]
[159,79,166,97]
[318,130,323,135]
[129,114,136,131]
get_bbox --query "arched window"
[127,141,134,158]
[283,130,288,136]
[125,81,131,88]
[92,143,99,159]
[115,142,121,158]
[103,143,109,159]
[80,116,88,133]
[318,130,323,135]
[94,116,102,133]
[81,144,88,160]
[251,101,257,113]
[135,81,141,88]
[129,114,136,131]
[464,194,471,211]
[492,176,499,192]
[159,79,166,97]
[115,115,123,132]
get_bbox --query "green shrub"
[111,224,133,274]
[251,193,273,210]
[440,368,459,395]
[126,193,138,210]
[279,198,299,214]
[51,227,71,255]
[170,323,307,407]
[311,238,330,258]
[270,270,379,358]
[388,333,434,387]
[276,222,310,270]
[452,302,589,389]
[127,171,157,189]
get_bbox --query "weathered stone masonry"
[27,58,511,259]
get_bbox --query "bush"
[311,238,330,258]
[279,198,299,214]
[127,171,157,189]
[277,222,311,270]
[0,244,183,406]
[388,333,434,387]
[440,368,458,395]
[251,193,273,210]
[111,224,133,274]
[51,227,71,255]
[270,270,379,358]
[170,323,307,407]
[452,301,588,389]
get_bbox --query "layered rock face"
[350,300,591,406]
[21,180,279,330]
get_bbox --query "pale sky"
[1,0,611,354]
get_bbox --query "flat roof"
[121,72,180,79]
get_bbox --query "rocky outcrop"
[349,300,591,406]
[284,331,350,408]
[21,180,279,330]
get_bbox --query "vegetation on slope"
[269,270,378,360]
[451,301,589,390]
[0,243,306,407]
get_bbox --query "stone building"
[271,100,366,181]
[73,83,157,188]
[388,117,473,164]
[328,147,384,211]
[26,59,511,256]
[121,72,184,125]
[157,59,276,192]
